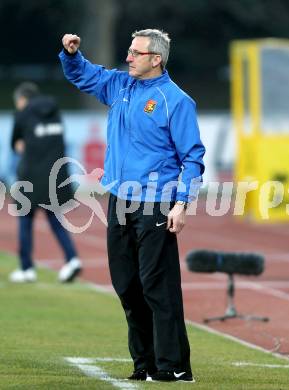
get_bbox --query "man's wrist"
[175,200,188,210]
[63,47,78,56]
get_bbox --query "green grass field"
[0,252,289,389]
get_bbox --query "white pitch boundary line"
[256,281,289,288]
[181,280,289,294]
[262,253,289,263]
[85,282,115,293]
[232,362,289,368]
[182,281,289,288]
[181,280,289,302]
[244,282,289,301]
[64,357,137,390]
[186,320,289,363]
[181,270,289,302]
[40,257,109,269]
[65,357,131,363]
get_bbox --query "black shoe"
[149,370,195,382]
[127,369,147,381]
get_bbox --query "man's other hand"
[167,204,186,234]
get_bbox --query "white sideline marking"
[181,280,289,294]
[64,357,137,389]
[40,257,109,269]
[66,357,131,363]
[180,275,289,289]
[232,361,289,368]
[186,320,289,363]
[86,282,115,293]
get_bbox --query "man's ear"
[152,55,162,68]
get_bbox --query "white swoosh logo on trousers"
[155,221,167,227]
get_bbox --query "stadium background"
[1,0,289,374]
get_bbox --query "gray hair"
[132,29,171,69]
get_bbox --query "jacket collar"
[133,70,170,87]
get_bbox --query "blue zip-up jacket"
[59,50,205,202]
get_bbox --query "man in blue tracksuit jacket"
[60,29,205,382]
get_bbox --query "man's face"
[126,37,161,79]
[15,96,28,111]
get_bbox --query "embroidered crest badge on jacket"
[144,99,157,113]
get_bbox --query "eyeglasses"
[127,48,159,57]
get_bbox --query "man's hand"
[15,140,25,154]
[62,34,81,54]
[167,204,186,234]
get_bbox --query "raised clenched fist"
[62,34,81,54]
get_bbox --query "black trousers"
[107,194,191,373]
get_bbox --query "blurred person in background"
[9,82,82,283]
[60,29,205,382]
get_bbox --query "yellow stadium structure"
[231,39,289,222]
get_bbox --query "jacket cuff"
[62,48,78,56]
[176,176,202,202]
